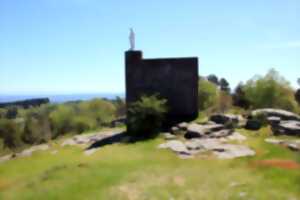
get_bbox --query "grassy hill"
[0,128,299,200]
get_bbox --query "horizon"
[1,0,300,94]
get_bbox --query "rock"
[226,132,247,142]
[61,139,77,146]
[170,126,182,135]
[17,144,49,158]
[209,129,233,138]
[158,140,190,155]
[252,109,300,121]
[177,122,189,131]
[0,154,12,164]
[213,144,255,159]
[84,148,98,156]
[272,120,300,136]
[185,140,205,151]
[185,123,225,139]
[163,132,177,140]
[210,114,243,125]
[245,119,262,130]
[287,143,300,151]
[185,124,205,139]
[265,138,284,145]
[267,117,281,125]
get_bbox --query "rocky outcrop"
[158,134,255,160]
[251,109,300,121]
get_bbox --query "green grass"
[0,128,300,200]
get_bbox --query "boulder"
[158,140,190,155]
[185,123,225,139]
[163,132,177,140]
[213,144,256,159]
[210,114,243,125]
[177,122,189,131]
[170,126,182,135]
[272,120,300,136]
[209,129,233,138]
[185,124,205,139]
[267,117,281,125]
[252,109,300,121]
[245,119,262,130]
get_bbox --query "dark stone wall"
[125,51,198,126]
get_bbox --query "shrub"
[77,99,116,126]
[243,69,299,113]
[198,77,219,111]
[127,95,168,138]
[49,105,75,137]
[233,83,250,109]
[216,91,233,113]
[22,107,51,144]
[295,89,300,106]
[70,116,96,134]
[0,119,22,149]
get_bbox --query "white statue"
[129,28,135,51]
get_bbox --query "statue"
[129,28,135,51]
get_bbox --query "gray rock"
[210,114,243,125]
[252,109,300,121]
[158,140,190,155]
[0,154,12,164]
[287,143,300,151]
[177,122,189,131]
[226,132,247,142]
[265,138,284,145]
[170,126,182,135]
[267,116,281,125]
[163,132,177,140]
[209,129,233,138]
[273,120,300,136]
[185,123,205,139]
[213,144,256,159]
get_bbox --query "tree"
[243,69,299,112]
[198,78,219,111]
[219,78,230,93]
[207,74,219,86]
[233,83,250,109]
[294,89,300,106]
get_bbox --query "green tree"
[198,78,219,111]
[244,69,298,112]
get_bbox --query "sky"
[0,0,300,94]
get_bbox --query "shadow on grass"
[86,131,158,150]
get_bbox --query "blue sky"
[0,0,300,94]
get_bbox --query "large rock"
[213,144,255,159]
[252,109,300,121]
[272,120,300,136]
[185,123,225,139]
[210,114,244,125]
[158,140,190,155]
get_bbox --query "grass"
[0,127,300,200]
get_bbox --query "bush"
[127,95,168,138]
[49,105,75,137]
[243,69,299,113]
[198,77,219,111]
[22,107,52,144]
[70,116,96,134]
[77,99,116,126]
[216,91,233,113]
[0,119,22,149]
